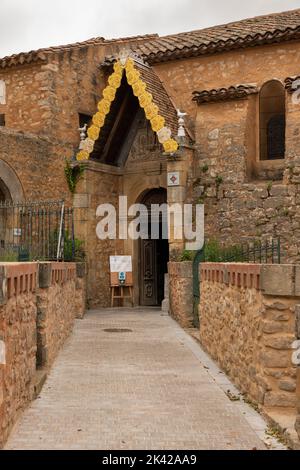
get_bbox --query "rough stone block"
[73,193,90,209]
[295,305,300,339]
[260,265,295,296]
[294,266,300,297]
[76,262,86,279]
[38,263,52,289]
[295,416,300,439]
[278,379,296,392]
[264,391,297,408]
[264,334,295,350]
[260,350,291,368]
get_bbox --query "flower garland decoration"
[76,57,179,161]
[124,59,178,154]
[76,61,124,161]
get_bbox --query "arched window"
[259,80,285,160]
[0,80,5,105]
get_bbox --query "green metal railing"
[0,200,75,262]
[192,238,281,327]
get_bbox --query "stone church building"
[1,8,300,308]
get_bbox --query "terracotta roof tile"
[130,9,300,64]
[0,34,158,70]
[192,84,258,104]
[133,60,178,136]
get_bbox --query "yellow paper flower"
[125,57,135,70]
[97,98,111,115]
[81,138,95,153]
[108,72,122,89]
[92,112,106,128]
[138,91,153,108]
[163,139,179,153]
[132,79,146,97]
[76,150,89,161]
[126,69,140,86]
[150,115,165,132]
[113,61,124,75]
[103,85,117,102]
[144,103,159,120]
[87,125,100,141]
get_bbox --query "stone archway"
[0,159,24,203]
[0,160,24,250]
[138,187,169,306]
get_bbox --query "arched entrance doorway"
[139,188,169,306]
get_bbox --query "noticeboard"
[109,256,133,286]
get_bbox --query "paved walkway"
[6,308,274,450]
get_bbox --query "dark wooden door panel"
[141,239,157,306]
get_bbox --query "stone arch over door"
[0,159,24,203]
[0,159,24,249]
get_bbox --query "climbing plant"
[65,159,85,194]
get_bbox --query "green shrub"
[178,249,195,261]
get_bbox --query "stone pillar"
[166,145,194,260]
[168,261,194,327]
[161,273,169,313]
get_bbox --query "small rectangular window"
[78,113,92,128]
[0,114,5,126]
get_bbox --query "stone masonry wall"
[199,263,300,430]
[0,261,86,448]
[36,263,78,368]
[295,308,300,440]
[74,164,122,308]
[155,41,300,265]
[0,128,73,203]
[168,262,194,328]
[0,263,38,448]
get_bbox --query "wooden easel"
[109,256,134,308]
[110,284,134,307]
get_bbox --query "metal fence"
[0,200,75,262]
[192,238,281,328]
[208,238,281,264]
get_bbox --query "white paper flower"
[81,138,95,153]
[157,126,172,144]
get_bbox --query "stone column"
[166,145,194,260]
[161,273,169,313]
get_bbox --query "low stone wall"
[0,261,86,448]
[168,262,194,327]
[199,262,300,442]
[36,262,78,368]
[296,311,300,440]
[0,263,38,448]
[75,263,86,320]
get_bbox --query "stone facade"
[0,261,86,448]
[168,261,194,327]
[199,262,300,442]
[1,12,300,308]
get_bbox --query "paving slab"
[5,308,275,450]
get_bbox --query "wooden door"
[140,239,157,306]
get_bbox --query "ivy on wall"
[64,159,85,194]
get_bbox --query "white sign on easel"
[109,256,132,273]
